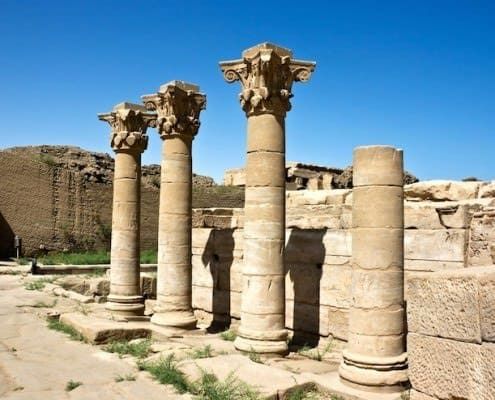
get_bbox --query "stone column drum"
[220,43,315,354]
[339,146,408,391]
[142,81,206,329]
[98,102,156,316]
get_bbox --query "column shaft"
[339,145,408,391]
[235,114,288,354]
[106,150,144,315]
[151,135,196,329]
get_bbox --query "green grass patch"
[190,345,213,359]
[287,387,328,400]
[65,380,82,391]
[138,354,190,394]
[219,329,236,342]
[115,373,136,382]
[103,339,152,359]
[190,370,260,400]
[84,268,107,278]
[248,348,262,364]
[24,277,55,291]
[47,319,85,341]
[37,250,157,265]
[297,341,333,362]
[38,154,57,167]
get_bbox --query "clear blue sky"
[1,1,494,182]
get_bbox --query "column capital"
[219,42,316,117]
[98,102,155,153]
[142,81,206,140]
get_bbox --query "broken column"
[98,102,155,316]
[142,81,206,329]
[220,43,315,354]
[339,145,408,391]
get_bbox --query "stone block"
[405,180,481,201]
[286,205,342,229]
[404,259,464,272]
[323,230,352,257]
[479,269,495,342]
[320,263,352,308]
[409,390,436,400]
[479,181,495,198]
[285,263,323,305]
[285,229,328,263]
[328,306,348,340]
[408,333,495,400]
[405,229,466,262]
[286,300,326,336]
[405,203,444,229]
[192,255,214,288]
[407,271,481,343]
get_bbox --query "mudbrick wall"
[190,181,495,344]
[0,146,244,257]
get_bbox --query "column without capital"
[98,102,156,316]
[339,145,408,392]
[142,81,206,330]
[220,43,315,355]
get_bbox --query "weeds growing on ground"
[31,300,57,308]
[139,355,260,399]
[37,250,157,265]
[103,339,152,359]
[219,329,236,342]
[115,373,136,382]
[138,354,190,394]
[248,348,262,364]
[190,345,213,359]
[24,277,55,291]
[47,319,85,341]
[65,380,82,391]
[297,341,333,361]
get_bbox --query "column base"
[151,310,197,330]
[105,294,144,317]
[234,336,288,356]
[339,351,408,392]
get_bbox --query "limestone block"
[405,229,466,262]
[325,189,352,205]
[246,151,285,187]
[215,260,243,293]
[192,286,240,317]
[408,333,495,400]
[352,228,403,270]
[285,229,328,263]
[479,181,495,198]
[285,263,322,305]
[192,255,214,288]
[407,271,481,343]
[287,190,329,206]
[347,332,405,357]
[241,275,285,315]
[353,146,404,187]
[404,259,464,272]
[479,270,495,342]
[320,263,352,308]
[405,203,444,229]
[353,186,404,229]
[246,113,284,153]
[192,228,214,252]
[244,238,284,275]
[322,230,352,257]
[437,204,470,229]
[328,306,349,340]
[285,299,326,336]
[351,270,404,309]
[349,308,404,336]
[405,180,481,201]
[286,205,342,229]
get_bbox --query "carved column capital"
[98,102,155,153]
[142,81,206,140]
[220,42,316,117]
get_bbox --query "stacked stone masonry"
[191,181,495,344]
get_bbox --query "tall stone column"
[98,102,156,316]
[220,43,315,355]
[339,146,408,391]
[142,81,206,329]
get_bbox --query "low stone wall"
[191,181,495,342]
[407,267,495,400]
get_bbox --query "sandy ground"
[0,274,189,400]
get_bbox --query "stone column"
[142,81,206,329]
[98,102,156,316]
[220,43,315,355]
[339,146,408,391]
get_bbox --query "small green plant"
[287,387,324,400]
[115,373,136,382]
[248,348,262,364]
[65,380,82,391]
[24,277,55,291]
[138,354,190,394]
[13,386,24,391]
[190,344,213,359]
[297,341,333,362]
[219,329,237,342]
[103,339,152,359]
[140,249,158,264]
[38,154,57,167]
[31,299,57,308]
[47,319,85,341]
[400,392,410,400]
[190,370,260,400]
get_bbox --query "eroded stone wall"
[190,181,495,343]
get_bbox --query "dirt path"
[0,275,189,400]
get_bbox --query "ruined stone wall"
[0,146,243,257]
[190,181,495,343]
[407,267,495,400]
